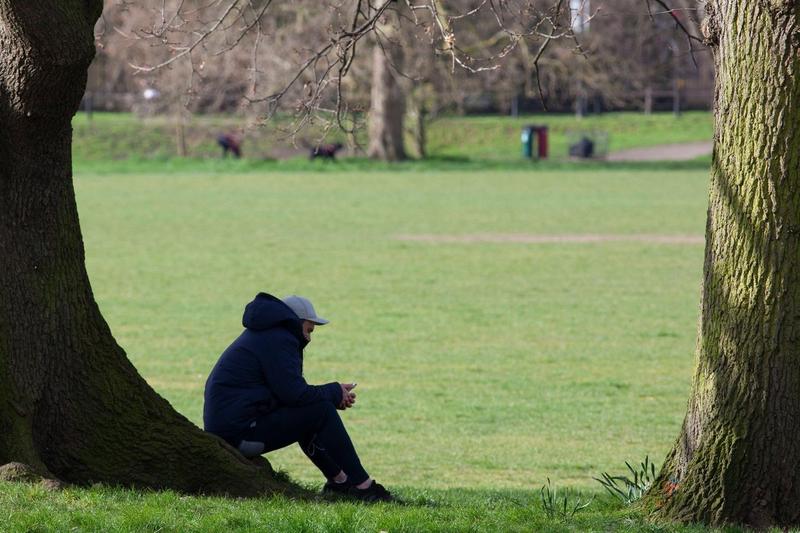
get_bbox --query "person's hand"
[338,382,357,410]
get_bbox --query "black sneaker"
[347,480,393,502]
[322,480,351,496]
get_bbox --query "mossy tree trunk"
[0,1,283,496]
[648,1,800,527]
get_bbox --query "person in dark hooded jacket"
[204,292,392,502]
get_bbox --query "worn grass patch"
[394,233,705,245]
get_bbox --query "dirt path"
[606,141,713,161]
[395,233,704,245]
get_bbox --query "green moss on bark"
[646,0,800,527]
[0,1,293,498]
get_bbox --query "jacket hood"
[242,292,300,331]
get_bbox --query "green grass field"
[2,165,727,531]
[3,111,737,530]
[79,168,705,491]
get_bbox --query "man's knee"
[300,402,342,433]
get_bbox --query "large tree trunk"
[0,1,284,496]
[648,1,800,527]
[367,2,406,162]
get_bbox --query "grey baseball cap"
[282,295,329,325]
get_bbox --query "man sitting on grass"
[203,292,392,502]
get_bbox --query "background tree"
[562,0,691,114]
[368,0,408,161]
[646,0,800,527]
[87,0,714,132]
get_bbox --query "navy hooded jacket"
[203,293,343,444]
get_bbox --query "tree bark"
[0,1,285,496]
[407,85,427,159]
[367,2,407,162]
[648,1,800,527]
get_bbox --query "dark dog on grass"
[309,142,344,160]
[217,133,242,158]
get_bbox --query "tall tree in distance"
[648,0,800,527]
[368,0,407,161]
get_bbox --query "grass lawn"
[2,165,734,531]
[0,164,732,531]
[76,167,708,489]
[1,482,720,533]
[71,111,712,163]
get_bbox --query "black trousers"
[241,401,370,485]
